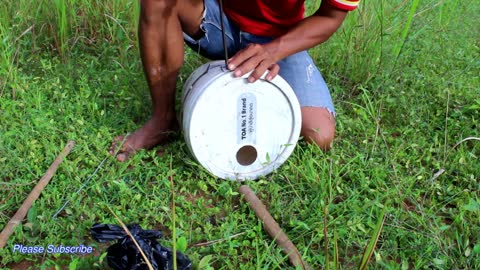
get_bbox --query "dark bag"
[91,223,192,270]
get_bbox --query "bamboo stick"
[0,140,75,248]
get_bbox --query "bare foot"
[109,117,179,162]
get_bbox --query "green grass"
[1,0,479,269]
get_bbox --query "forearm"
[266,2,348,62]
[227,1,351,82]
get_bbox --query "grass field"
[1,0,479,269]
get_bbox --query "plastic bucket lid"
[182,60,301,181]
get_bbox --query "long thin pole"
[218,0,229,66]
[0,140,75,248]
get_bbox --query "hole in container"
[236,145,257,166]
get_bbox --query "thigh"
[183,0,241,60]
[177,0,206,38]
[278,51,336,115]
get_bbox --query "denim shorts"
[183,0,335,115]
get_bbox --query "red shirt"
[223,0,360,37]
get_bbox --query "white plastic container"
[181,60,301,181]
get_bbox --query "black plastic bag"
[91,223,192,270]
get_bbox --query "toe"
[116,152,129,162]
[109,136,125,155]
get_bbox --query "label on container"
[237,93,257,144]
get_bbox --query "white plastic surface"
[182,60,301,181]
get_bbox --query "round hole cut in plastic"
[236,145,258,166]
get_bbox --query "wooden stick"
[0,140,75,248]
[239,185,311,270]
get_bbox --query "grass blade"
[392,0,421,62]
[169,155,177,270]
[324,203,330,270]
[106,205,154,270]
[452,137,480,149]
[358,208,386,270]
[333,228,339,270]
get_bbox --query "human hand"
[227,43,280,83]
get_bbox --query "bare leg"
[301,107,335,151]
[110,0,204,161]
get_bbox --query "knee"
[302,126,335,151]
[140,0,176,20]
[300,107,336,151]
